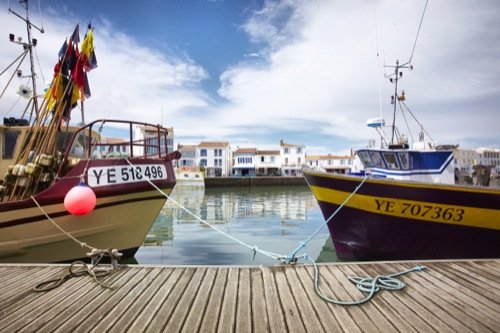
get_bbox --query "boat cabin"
[355,148,455,184]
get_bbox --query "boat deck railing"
[65,119,172,160]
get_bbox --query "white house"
[133,125,174,157]
[232,148,257,176]
[177,144,197,168]
[280,139,305,176]
[305,154,354,174]
[255,150,281,176]
[454,147,500,178]
[197,141,231,177]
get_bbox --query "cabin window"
[368,151,385,168]
[382,152,399,169]
[357,151,374,167]
[2,130,20,159]
[399,152,410,169]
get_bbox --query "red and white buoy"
[64,182,96,216]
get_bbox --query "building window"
[200,159,207,167]
[200,149,207,157]
[297,147,302,154]
[284,148,289,154]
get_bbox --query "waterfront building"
[280,140,306,176]
[255,150,281,176]
[305,154,354,173]
[454,147,500,177]
[197,141,232,177]
[177,144,197,168]
[133,125,174,157]
[102,137,130,157]
[232,148,257,176]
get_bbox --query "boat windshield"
[357,151,374,168]
[382,152,399,169]
[399,152,410,169]
[368,151,385,168]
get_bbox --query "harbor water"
[133,185,337,265]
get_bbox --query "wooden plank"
[124,267,186,333]
[216,267,238,332]
[301,264,362,332]
[163,267,208,332]
[0,266,65,306]
[20,267,131,332]
[144,267,197,332]
[236,266,252,333]
[340,264,406,333]
[51,267,145,332]
[88,267,165,332]
[323,264,378,332]
[0,266,79,331]
[292,265,349,333]
[359,262,452,333]
[180,267,218,332]
[103,267,174,332]
[284,265,326,333]
[407,263,499,331]
[431,262,500,302]
[0,260,498,333]
[261,266,288,332]
[273,265,306,333]
[345,264,428,333]
[385,262,475,333]
[250,267,270,333]
[198,268,228,332]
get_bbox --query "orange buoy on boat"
[64,183,96,216]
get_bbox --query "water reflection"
[135,185,334,265]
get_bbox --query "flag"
[72,47,85,90]
[58,40,67,59]
[71,23,80,44]
[81,28,97,71]
[83,71,91,98]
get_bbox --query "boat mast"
[8,0,44,119]
[387,60,412,145]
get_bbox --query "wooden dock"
[0,260,499,332]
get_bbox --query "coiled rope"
[307,255,426,305]
[33,259,113,292]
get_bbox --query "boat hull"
[0,158,175,263]
[304,171,500,260]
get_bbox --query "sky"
[1,0,499,155]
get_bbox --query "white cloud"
[218,0,500,151]
[0,3,210,128]
[1,0,499,154]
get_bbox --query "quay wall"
[204,176,307,187]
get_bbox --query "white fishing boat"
[0,0,179,263]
